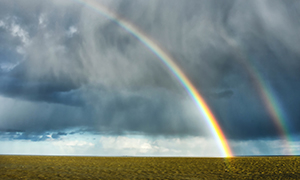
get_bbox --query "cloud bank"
[0,0,299,142]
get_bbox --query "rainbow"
[255,70,293,154]
[222,32,294,155]
[249,62,293,155]
[74,0,233,157]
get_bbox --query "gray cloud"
[0,0,299,141]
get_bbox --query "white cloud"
[10,23,30,45]
[0,18,28,43]
[97,136,300,157]
[100,136,153,154]
[64,140,95,147]
[1,133,300,156]
[0,61,20,72]
[0,18,30,56]
[98,136,221,157]
[67,26,78,37]
[38,14,47,28]
[52,140,95,155]
[230,139,300,156]
[0,20,5,28]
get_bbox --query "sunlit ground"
[1,155,300,179]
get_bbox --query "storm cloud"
[0,0,300,141]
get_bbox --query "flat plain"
[0,155,299,179]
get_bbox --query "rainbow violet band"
[74,0,233,157]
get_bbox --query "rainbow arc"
[221,31,294,155]
[75,0,233,157]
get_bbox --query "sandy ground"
[0,155,299,179]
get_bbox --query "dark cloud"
[0,75,83,106]
[0,129,24,133]
[51,132,67,139]
[209,90,234,99]
[0,131,49,141]
[0,0,299,141]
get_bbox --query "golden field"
[0,155,299,179]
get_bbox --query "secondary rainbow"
[74,0,233,157]
[222,33,294,155]
[249,61,294,155]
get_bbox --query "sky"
[0,0,300,157]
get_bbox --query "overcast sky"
[0,0,300,157]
